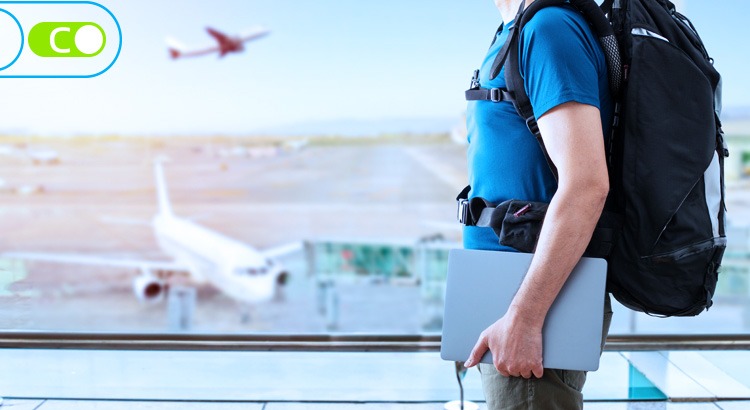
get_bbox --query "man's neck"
[495,0,530,24]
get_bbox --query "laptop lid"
[440,248,607,371]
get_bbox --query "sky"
[0,0,746,136]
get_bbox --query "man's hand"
[463,308,544,379]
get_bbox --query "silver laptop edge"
[440,249,607,371]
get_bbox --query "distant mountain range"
[254,116,461,137]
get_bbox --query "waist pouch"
[468,198,620,257]
[494,199,548,253]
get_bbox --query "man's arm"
[464,101,609,378]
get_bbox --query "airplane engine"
[132,275,167,303]
[276,271,289,286]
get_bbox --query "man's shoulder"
[520,5,591,39]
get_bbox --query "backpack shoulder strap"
[501,0,622,181]
[500,0,570,180]
[504,25,559,180]
[488,0,568,82]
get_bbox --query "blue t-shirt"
[464,5,613,251]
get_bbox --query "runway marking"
[403,147,466,190]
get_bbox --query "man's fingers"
[532,363,544,379]
[464,334,488,367]
[494,355,515,378]
[497,359,542,379]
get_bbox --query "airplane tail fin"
[153,157,174,217]
[165,37,186,60]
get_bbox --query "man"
[461,0,614,408]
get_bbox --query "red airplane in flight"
[168,26,270,59]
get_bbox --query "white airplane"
[167,26,270,59]
[3,159,300,305]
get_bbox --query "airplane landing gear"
[316,280,339,331]
[273,285,286,303]
[240,304,254,324]
[167,286,196,332]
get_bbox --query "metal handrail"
[0,332,748,351]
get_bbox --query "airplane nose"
[276,271,289,286]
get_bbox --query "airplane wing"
[2,252,186,272]
[261,241,305,259]
[206,27,231,43]
[238,27,270,43]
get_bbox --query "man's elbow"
[562,175,609,210]
[588,177,609,211]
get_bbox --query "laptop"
[440,249,607,371]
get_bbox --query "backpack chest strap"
[465,87,515,103]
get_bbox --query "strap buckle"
[457,199,470,225]
[525,116,540,135]
[490,88,503,102]
[469,69,480,89]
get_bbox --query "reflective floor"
[2,400,750,409]
[1,349,749,406]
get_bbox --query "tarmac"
[0,137,749,334]
[0,138,465,333]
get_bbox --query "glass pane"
[0,0,748,336]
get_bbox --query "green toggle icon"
[29,22,106,57]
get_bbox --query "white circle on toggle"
[75,24,104,55]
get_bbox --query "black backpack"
[460,0,727,317]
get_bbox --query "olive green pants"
[477,294,613,410]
